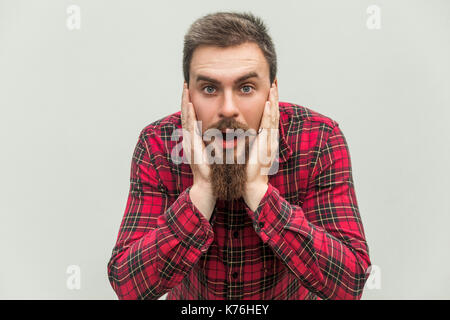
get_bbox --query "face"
[188,41,277,137]
[187,42,277,201]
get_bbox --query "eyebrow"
[195,72,259,85]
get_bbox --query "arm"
[107,130,214,300]
[245,124,371,300]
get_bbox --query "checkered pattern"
[107,102,371,300]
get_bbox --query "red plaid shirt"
[107,102,371,300]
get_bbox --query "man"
[107,11,371,300]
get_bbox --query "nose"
[218,91,239,119]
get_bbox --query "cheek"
[242,103,265,131]
[191,99,216,131]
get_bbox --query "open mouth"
[221,129,237,149]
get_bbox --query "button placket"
[226,200,246,299]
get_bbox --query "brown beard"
[210,161,247,201]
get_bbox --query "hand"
[244,83,280,210]
[246,83,280,185]
[181,82,211,185]
[180,82,216,219]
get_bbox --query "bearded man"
[108,11,371,300]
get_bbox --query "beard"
[210,161,247,201]
[209,143,250,201]
[206,119,252,201]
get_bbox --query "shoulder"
[132,111,183,166]
[141,111,182,138]
[278,102,345,164]
[279,101,338,130]
[139,110,182,144]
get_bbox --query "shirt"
[107,102,372,300]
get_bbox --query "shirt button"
[233,231,239,238]
[259,222,265,229]
[232,272,238,279]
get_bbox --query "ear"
[272,77,278,88]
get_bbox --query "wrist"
[244,180,269,212]
[190,181,216,221]
[192,179,215,198]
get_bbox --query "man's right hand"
[181,82,216,221]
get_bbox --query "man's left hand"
[243,83,280,211]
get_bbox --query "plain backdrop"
[0,0,449,299]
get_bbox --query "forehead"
[190,42,269,81]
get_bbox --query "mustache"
[207,118,249,132]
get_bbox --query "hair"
[183,11,277,86]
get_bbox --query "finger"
[272,83,279,102]
[183,104,199,165]
[182,84,196,163]
[256,101,271,160]
[185,81,192,103]
[188,102,205,164]
[181,82,188,107]
[269,85,279,128]
[270,86,280,158]
[273,84,279,111]
[187,102,203,146]
[259,101,271,131]
[188,102,200,134]
[181,83,189,128]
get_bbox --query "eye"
[202,85,216,95]
[241,85,254,94]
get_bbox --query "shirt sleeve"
[107,129,214,300]
[244,124,372,300]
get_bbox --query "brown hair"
[183,11,277,86]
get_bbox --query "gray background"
[1,0,449,299]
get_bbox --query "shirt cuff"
[163,186,214,253]
[244,183,294,243]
